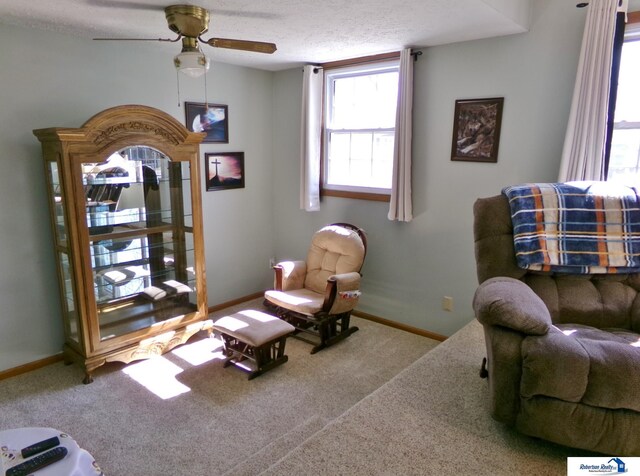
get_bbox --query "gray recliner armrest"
[473,277,551,335]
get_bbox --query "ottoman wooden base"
[212,310,295,379]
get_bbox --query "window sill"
[321,189,390,202]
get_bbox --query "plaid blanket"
[502,182,640,273]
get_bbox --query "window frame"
[320,52,400,202]
[606,11,640,181]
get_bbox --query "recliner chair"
[473,187,640,456]
[264,223,367,353]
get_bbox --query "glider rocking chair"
[264,223,367,354]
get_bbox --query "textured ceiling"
[0,0,534,71]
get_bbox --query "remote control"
[6,446,67,476]
[20,436,60,458]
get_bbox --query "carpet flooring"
[1,299,597,475]
[267,320,593,476]
[0,299,438,475]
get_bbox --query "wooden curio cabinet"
[34,105,210,383]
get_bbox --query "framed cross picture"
[205,152,245,191]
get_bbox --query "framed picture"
[450,97,504,163]
[185,102,229,143]
[205,152,245,191]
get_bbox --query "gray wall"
[271,0,585,336]
[0,0,587,372]
[0,24,274,372]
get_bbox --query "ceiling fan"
[94,4,277,76]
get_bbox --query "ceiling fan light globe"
[174,51,210,78]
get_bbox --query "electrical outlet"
[442,296,454,312]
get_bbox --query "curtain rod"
[321,51,400,70]
[577,1,625,7]
[309,50,422,74]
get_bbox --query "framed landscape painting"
[205,152,245,191]
[185,102,229,143]
[450,97,504,163]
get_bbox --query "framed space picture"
[450,97,504,163]
[185,102,229,143]
[205,152,245,191]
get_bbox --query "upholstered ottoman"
[212,310,295,379]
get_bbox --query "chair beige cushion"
[212,310,295,347]
[264,289,324,316]
[304,225,366,294]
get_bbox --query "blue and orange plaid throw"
[502,182,640,273]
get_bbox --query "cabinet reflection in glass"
[83,146,197,340]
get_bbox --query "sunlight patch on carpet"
[122,357,191,400]
[171,336,225,366]
[121,337,227,399]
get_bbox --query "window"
[607,14,640,182]
[322,56,399,200]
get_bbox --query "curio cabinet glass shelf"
[34,105,210,383]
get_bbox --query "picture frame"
[185,102,229,143]
[450,97,504,163]
[205,152,245,191]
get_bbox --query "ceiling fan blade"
[93,37,180,42]
[205,37,277,54]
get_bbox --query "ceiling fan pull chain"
[204,67,209,108]
[176,69,182,108]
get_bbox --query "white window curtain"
[558,0,628,181]
[300,65,323,211]
[388,48,414,222]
